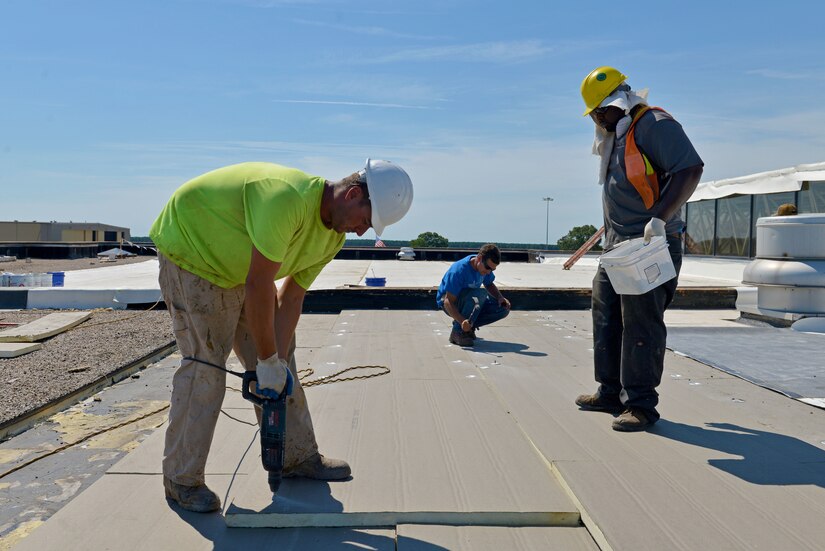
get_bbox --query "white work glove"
[643,217,666,244]
[256,354,289,395]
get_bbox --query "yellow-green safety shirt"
[149,162,345,289]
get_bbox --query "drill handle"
[242,369,294,405]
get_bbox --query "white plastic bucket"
[0,273,9,287]
[9,274,27,287]
[599,236,676,295]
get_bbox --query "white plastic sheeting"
[689,161,825,202]
[97,247,137,258]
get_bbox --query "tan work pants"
[158,254,319,486]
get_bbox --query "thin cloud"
[746,68,816,80]
[197,0,330,7]
[97,139,421,156]
[686,108,825,143]
[273,99,434,110]
[290,18,442,40]
[367,40,553,64]
[192,0,435,14]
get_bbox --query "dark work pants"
[444,287,509,333]
[590,237,683,422]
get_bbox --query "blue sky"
[2,0,825,244]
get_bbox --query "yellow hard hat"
[581,66,628,116]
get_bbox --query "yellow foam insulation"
[87,451,120,463]
[85,409,168,452]
[0,519,45,551]
[0,401,169,483]
[0,448,39,465]
[0,442,55,470]
[49,400,169,447]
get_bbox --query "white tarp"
[689,162,825,202]
[97,247,136,258]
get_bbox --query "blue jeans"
[444,287,509,333]
[590,236,683,422]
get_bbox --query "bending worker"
[575,67,703,431]
[150,160,413,512]
[437,243,510,347]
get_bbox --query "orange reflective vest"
[624,106,668,210]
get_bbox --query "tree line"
[133,225,602,251]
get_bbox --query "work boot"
[449,329,474,347]
[163,476,221,513]
[284,453,351,480]
[612,408,653,432]
[574,393,623,414]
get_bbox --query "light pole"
[543,197,554,249]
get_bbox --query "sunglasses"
[592,106,610,116]
[483,259,497,271]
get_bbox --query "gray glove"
[256,354,289,394]
[643,217,666,244]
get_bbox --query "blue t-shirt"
[436,255,495,308]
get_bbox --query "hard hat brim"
[364,158,386,236]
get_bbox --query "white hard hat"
[362,158,413,236]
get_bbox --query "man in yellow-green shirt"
[150,160,413,512]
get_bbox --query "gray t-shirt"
[602,108,703,250]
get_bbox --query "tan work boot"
[612,408,653,432]
[575,393,623,414]
[284,453,351,480]
[449,329,474,347]
[163,476,221,513]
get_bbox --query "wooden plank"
[0,312,91,342]
[563,226,605,270]
[0,342,42,358]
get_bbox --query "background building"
[685,162,825,258]
[0,221,130,243]
[0,221,135,259]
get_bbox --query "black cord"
[182,356,245,379]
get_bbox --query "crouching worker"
[436,243,511,347]
[150,159,413,512]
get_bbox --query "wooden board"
[0,342,42,358]
[0,312,91,342]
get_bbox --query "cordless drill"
[242,369,294,494]
[468,296,482,328]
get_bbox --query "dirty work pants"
[445,287,510,333]
[590,237,682,422]
[158,254,318,487]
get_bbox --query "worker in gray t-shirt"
[575,66,704,432]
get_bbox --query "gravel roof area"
[0,308,174,427]
[0,256,154,275]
